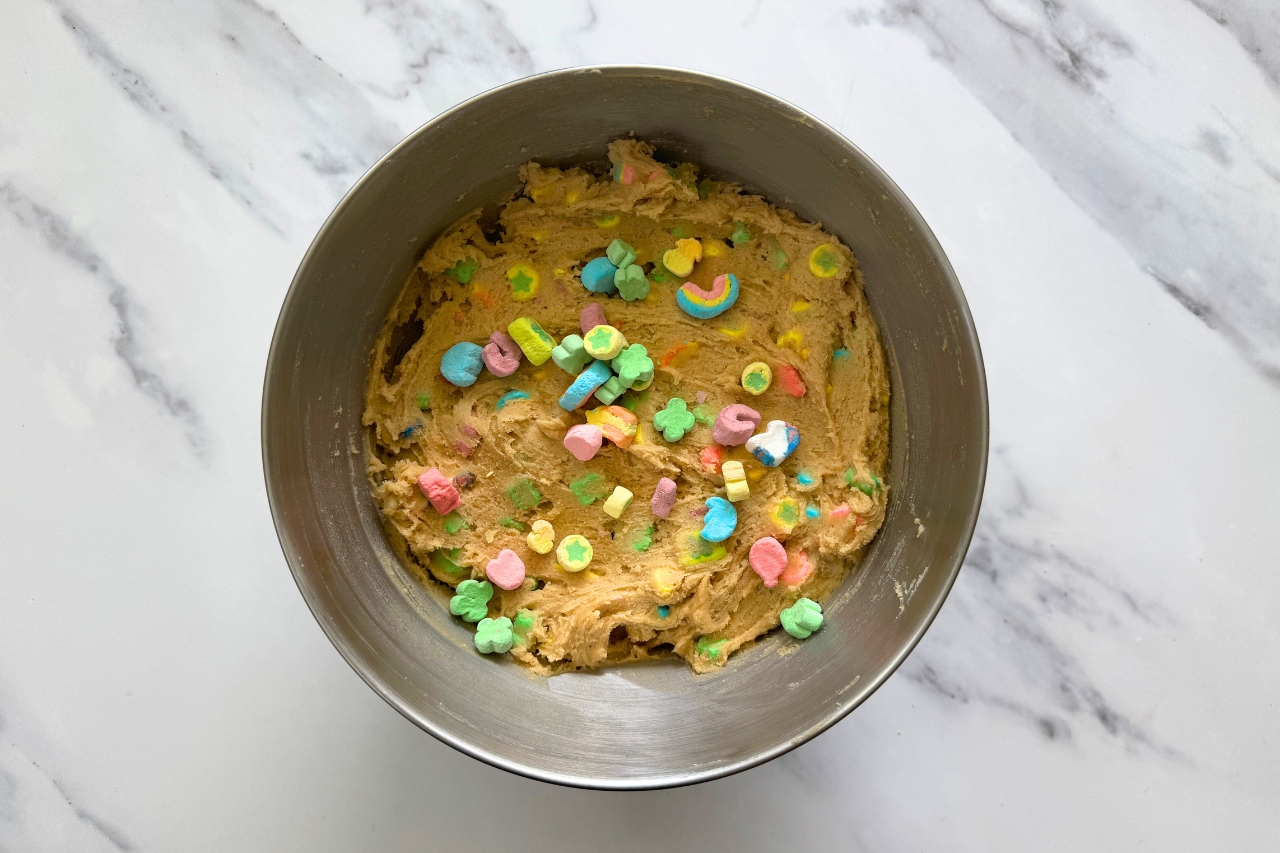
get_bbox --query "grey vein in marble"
[51,0,404,239]
[50,0,284,235]
[1190,0,1280,93]
[216,0,404,188]
[360,0,536,107]
[0,704,137,853]
[0,184,207,453]
[880,0,1280,384]
[47,778,136,852]
[899,452,1186,760]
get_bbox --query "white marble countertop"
[3,1,1278,849]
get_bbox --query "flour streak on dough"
[363,140,890,674]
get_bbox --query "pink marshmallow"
[580,303,608,334]
[777,364,807,397]
[712,404,761,446]
[417,467,461,515]
[564,424,603,461]
[749,536,787,588]
[455,423,481,457]
[482,331,522,377]
[485,548,526,590]
[651,477,677,518]
[779,550,814,586]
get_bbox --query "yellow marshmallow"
[602,486,634,519]
[652,567,682,598]
[583,325,628,360]
[722,460,750,502]
[507,317,554,365]
[777,328,804,352]
[556,535,593,571]
[662,238,703,276]
[526,519,555,554]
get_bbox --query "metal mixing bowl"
[261,66,987,789]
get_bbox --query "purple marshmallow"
[651,477,677,518]
[580,303,608,335]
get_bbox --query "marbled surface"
[2,1,1278,849]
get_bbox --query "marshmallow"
[745,420,800,467]
[485,549,526,591]
[556,535,593,572]
[699,496,737,543]
[507,317,555,365]
[581,256,618,293]
[712,404,761,446]
[780,597,824,639]
[559,360,612,410]
[721,460,750,502]
[741,362,772,395]
[602,486,634,519]
[440,342,484,387]
[676,273,739,319]
[651,477,677,518]
[507,263,540,300]
[564,423,603,461]
[749,537,787,587]
[474,616,515,654]
[448,578,492,622]
[551,334,592,374]
[776,363,807,397]
[527,519,555,554]
[580,303,608,334]
[585,405,638,448]
[593,375,628,405]
[417,467,461,514]
[583,325,628,360]
[482,331,522,377]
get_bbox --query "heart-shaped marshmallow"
[485,549,526,591]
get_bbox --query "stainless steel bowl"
[262,66,987,789]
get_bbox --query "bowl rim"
[261,64,989,790]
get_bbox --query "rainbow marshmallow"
[676,273,739,319]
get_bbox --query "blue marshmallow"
[495,390,529,410]
[558,359,613,410]
[441,342,484,387]
[581,256,619,294]
[700,497,738,543]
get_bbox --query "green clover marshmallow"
[611,344,654,388]
[605,239,637,269]
[614,264,650,301]
[780,597,824,639]
[449,578,493,623]
[653,398,696,442]
[474,616,514,654]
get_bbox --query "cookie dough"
[363,140,889,674]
